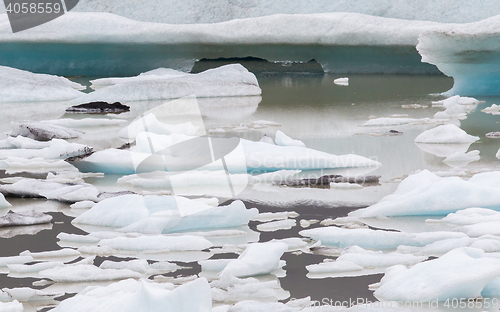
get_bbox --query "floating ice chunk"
[306,260,363,274]
[414,124,479,144]
[397,237,474,255]
[349,170,500,217]
[40,118,126,128]
[0,65,84,103]
[0,193,11,209]
[20,249,81,262]
[0,137,92,160]
[100,259,180,275]
[256,219,296,232]
[337,246,426,267]
[71,133,380,174]
[73,195,258,234]
[0,287,61,302]
[0,255,33,267]
[0,210,52,227]
[90,68,188,89]
[470,237,500,252]
[299,227,416,249]
[220,242,288,277]
[98,235,213,252]
[252,120,281,127]
[8,261,64,274]
[0,178,100,203]
[274,130,306,147]
[431,96,479,119]
[456,222,500,237]
[417,17,500,95]
[443,150,480,167]
[334,77,349,86]
[57,232,101,244]
[118,114,199,140]
[11,121,82,141]
[330,182,363,189]
[70,200,95,209]
[428,208,500,225]
[75,64,261,103]
[486,132,500,138]
[51,278,211,312]
[482,104,500,115]
[0,300,23,311]
[211,275,285,303]
[39,264,142,283]
[374,247,500,302]
[251,211,299,222]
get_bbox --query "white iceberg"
[51,278,211,312]
[274,130,306,148]
[0,65,84,103]
[349,170,500,217]
[98,235,213,252]
[428,207,500,225]
[417,15,500,95]
[0,136,92,160]
[414,124,479,144]
[99,259,180,275]
[299,226,416,249]
[71,133,380,175]
[333,77,349,86]
[374,247,500,302]
[90,68,188,89]
[335,246,426,267]
[256,219,296,232]
[0,210,52,227]
[482,104,500,115]
[306,260,363,274]
[11,121,82,141]
[72,195,258,234]
[0,178,100,203]
[220,242,288,277]
[74,64,261,103]
[38,264,142,283]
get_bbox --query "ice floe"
[11,121,83,141]
[349,170,500,217]
[274,130,306,147]
[414,124,479,144]
[0,178,100,203]
[256,219,296,232]
[334,77,349,86]
[374,247,500,301]
[39,264,142,283]
[219,242,287,278]
[98,235,213,252]
[51,278,211,312]
[417,15,500,95]
[0,65,84,103]
[0,210,52,227]
[0,137,92,161]
[442,150,480,167]
[482,104,500,115]
[72,195,258,234]
[74,64,261,103]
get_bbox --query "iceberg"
[0,210,52,227]
[0,178,101,203]
[0,136,92,160]
[51,278,212,312]
[333,77,349,86]
[38,264,141,283]
[417,15,500,95]
[256,219,296,232]
[73,64,261,103]
[11,121,82,141]
[0,65,84,103]
[70,133,380,175]
[414,124,479,144]
[98,235,213,252]
[350,170,500,217]
[220,242,288,277]
[0,12,447,75]
[443,150,480,167]
[72,194,258,234]
[274,130,306,148]
[374,248,500,302]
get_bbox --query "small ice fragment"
[334,77,349,86]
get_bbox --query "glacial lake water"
[2,70,500,311]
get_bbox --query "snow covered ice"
[74,64,261,103]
